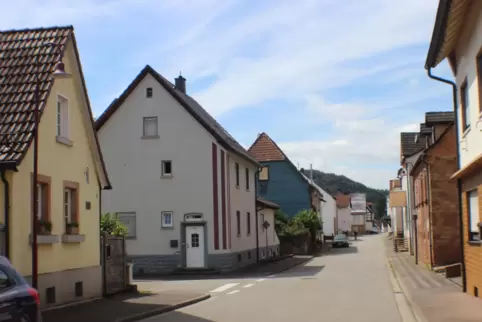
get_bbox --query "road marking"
[243,284,254,288]
[256,278,266,282]
[227,290,240,295]
[210,283,239,293]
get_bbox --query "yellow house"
[0,26,111,306]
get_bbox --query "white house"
[350,193,367,233]
[95,65,273,274]
[256,198,281,260]
[335,194,352,233]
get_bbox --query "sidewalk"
[42,290,210,322]
[385,238,482,322]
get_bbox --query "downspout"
[421,154,434,268]
[0,171,10,259]
[427,68,466,292]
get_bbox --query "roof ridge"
[0,25,74,34]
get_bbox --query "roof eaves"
[425,0,453,69]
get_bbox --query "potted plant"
[37,219,52,235]
[66,222,79,235]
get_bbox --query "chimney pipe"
[175,74,186,94]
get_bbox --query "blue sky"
[1,0,453,189]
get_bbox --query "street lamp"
[31,42,70,289]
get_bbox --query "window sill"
[141,135,160,140]
[161,174,173,179]
[235,185,240,190]
[161,226,174,230]
[29,234,60,245]
[468,240,482,246]
[62,234,86,243]
[56,136,73,147]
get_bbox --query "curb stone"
[266,256,314,275]
[115,294,211,322]
[387,257,428,322]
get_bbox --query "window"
[236,211,241,236]
[0,269,11,291]
[245,168,250,190]
[259,167,269,181]
[36,183,49,220]
[191,234,200,247]
[146,87,153,98]
[461,81,471,132]
[259,182,268,195]
[235,163,240,187]
[260,213,265,231]
[161,211,173,228]
[118,212,136,238]
[247,212,251,235]
[477,55,482,113]
[468,189,480,241]
[143,117,158,137]
[161,160,172,176]
[56,95,69,139]
[63,181,79,230]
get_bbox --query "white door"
[186,226,205,268]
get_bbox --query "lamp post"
[31,42,69,289]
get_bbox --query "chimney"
[174,74,186,94]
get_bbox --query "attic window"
[146,88,153,98]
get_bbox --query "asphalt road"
[141,234,404,322]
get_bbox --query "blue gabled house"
[248,132,324,218]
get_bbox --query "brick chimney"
[174,74,186,94]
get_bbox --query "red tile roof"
[0,26,111,188]
[247,132,286,162]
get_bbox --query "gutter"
[425,0,453,68]
[0,171,10,259]
[427,68,466,292]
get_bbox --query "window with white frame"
[36,183,48,220]
[118,212,137,238]
[161,160,172,176]
[56,95,69,139]
[63,188,76,225]
[161,211,173,228]
[468,189,480,241]
[143,116,158,137]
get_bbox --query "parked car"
[0,256,42,321]
[368,227,379,234]
[332,234,349,248]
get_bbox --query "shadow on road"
[273,265,325,279]
[154,311,216,321]
[322,246,358,256]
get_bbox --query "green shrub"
[101,213,128,237]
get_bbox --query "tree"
[292,209,321,243]
[101,213,128,237]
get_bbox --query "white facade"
[337,207,352,232]
[97,68,261,273]
[257,207,280,259]
[453,1,482,166]
[321,192,336,236]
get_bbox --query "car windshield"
[334,235,346,241]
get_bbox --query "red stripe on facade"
[212,143,219,250]
[221,150,227,249]
[227,155,232,249]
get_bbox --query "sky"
[1,0,454,189]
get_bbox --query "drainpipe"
[0,171,9,259]
[255,167,262,265]
[421,154,434,268]
[427,68,466,292]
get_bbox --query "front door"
[186,226,205,268]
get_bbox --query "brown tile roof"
[247,132,286,162]
[400,132,426,158]
[0,26,111,188]
[335,194,351,208]
[425,111,454,124]
[95,65,259,167]
[256,197,280,210]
